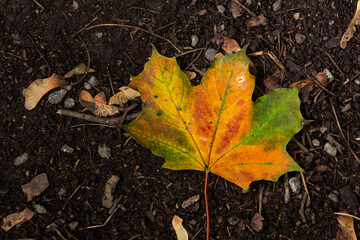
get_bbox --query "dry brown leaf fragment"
[181,195,200,209]
[102,175,120,208]
[79,90,119,117]
[214,52,225,60]
[250,213,264,232]
[172,215,189,240]
[337,212,357,240]
[315,71,328,86]
[1,208,35,232]
[222,37,241,54]
[21,173,49,201]
[64,63,95,78]
[25,73,68,110]
[340,0,360,49]
[247,14,267,27]
[185,71,196,80]
[263,76,281,91]
[289,79,315,93]
[108,87,141,106]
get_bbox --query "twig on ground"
[284,173,290,204]
[232,0,256,17]
[27,34,50,77]
[330,99,360,163]
[57,109,140,126]
[191,227,204,240]
[129,6,160,14]
[63,182,86,209]
[107,66,115,95]
[334,212,360,221]
[184,50,203,71]
[72,36,91,85]
[292,138,309,153]
[299,192,308,223]
[84,23,182,53]
[258,184,264,214]
[266,51,285,71]
[324,52,345,78]
[32,0,45,11]
[118,104,138,126]
[175,48,206,57]
[192,65,205,76]
[71,16,98,38]
[307,75,337,97]
[300,172,311,207]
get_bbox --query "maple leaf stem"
[204,170,210,240]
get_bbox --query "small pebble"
[95,32,103,39]
[116,59,123,66]
[217,5,226,14]
[289,177,301,194]
[319,126,328,133]
[246,0,252,5]
[62,144,74,154]
[228,216,240,226]
[48,89,67,104]
[198,9,207,15]
[293,12,300,20]
[26,68,33,74]
[328,20,335,25]
[72,1,79,10]
[191,35,199,47]
[220,24,225,31]
[189,219,197,225]
[14,153,29,166]
[98,144,111,159]
[205,49,217,61]
[33,203,47,214]
[88,76,99,87]
[312,139,320,147]
[324,142,337,156]
[272,0,282,12]
[295,33,306,44]
[22,89,26,97]
[84,82,91,90]
[68,221,79,230]
[64,98,75,109]
[328,193,339,203]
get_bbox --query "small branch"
[85,23,182,53]
[57,109,140,126]
[232,0,256,17]
[204,171,210,240]
[334,212,360,221]
[258,185,264,215]
[27,34,50,77]
[299,193,307,223]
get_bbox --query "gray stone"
[84,82,91,90]
[228,216,240,226]
[22,89,26,97]
[14,153,29,166]
[33,203,47,214]
[64,98,75,109]
[95,32,103,39]
[295,33,306,44]
[289,177,301,194]
[62,144,74,154]
[191,35,199,47]
[272,0,282,12]
[217,5,226,14]
[98,144,111,159]
[312,139,320,147]
[48,89,67,104]
[116,59,123,66]
[88,76,99,87]
[68,221,79,230]
[328,193,339,203]
[205,49,217,61]
[26,68,33,74]
[324,142,337,156]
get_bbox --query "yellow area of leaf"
[25,73,68,110]
[108,86,141,105]
[79,90,119,117]
[337,213,357,240]
[172,215,189,240]
[64,63,95,78]
[340,0,360,48]
[1,208,35,232]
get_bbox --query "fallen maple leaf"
[79,90,119,117]
[340,0,360,49]
[1,208,35,232]
[25,73,68,110]
[122,45,303,189]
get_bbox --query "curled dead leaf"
[185,71,196,80]
[21,173,49,201]
[340,0,360,48]
[79,90,119,117]
[102,175,120,208]
[222,37,241,54]
[315,71,328,86]
[336,212,357,240]
[172,215,188,240]
[64,63,95,78]
[1,208,35,232]
[108,87,141,106]
[247,14,267,27]
[289,79,315,93]
[25,73,68,110]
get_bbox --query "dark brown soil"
[1,0,360,239]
